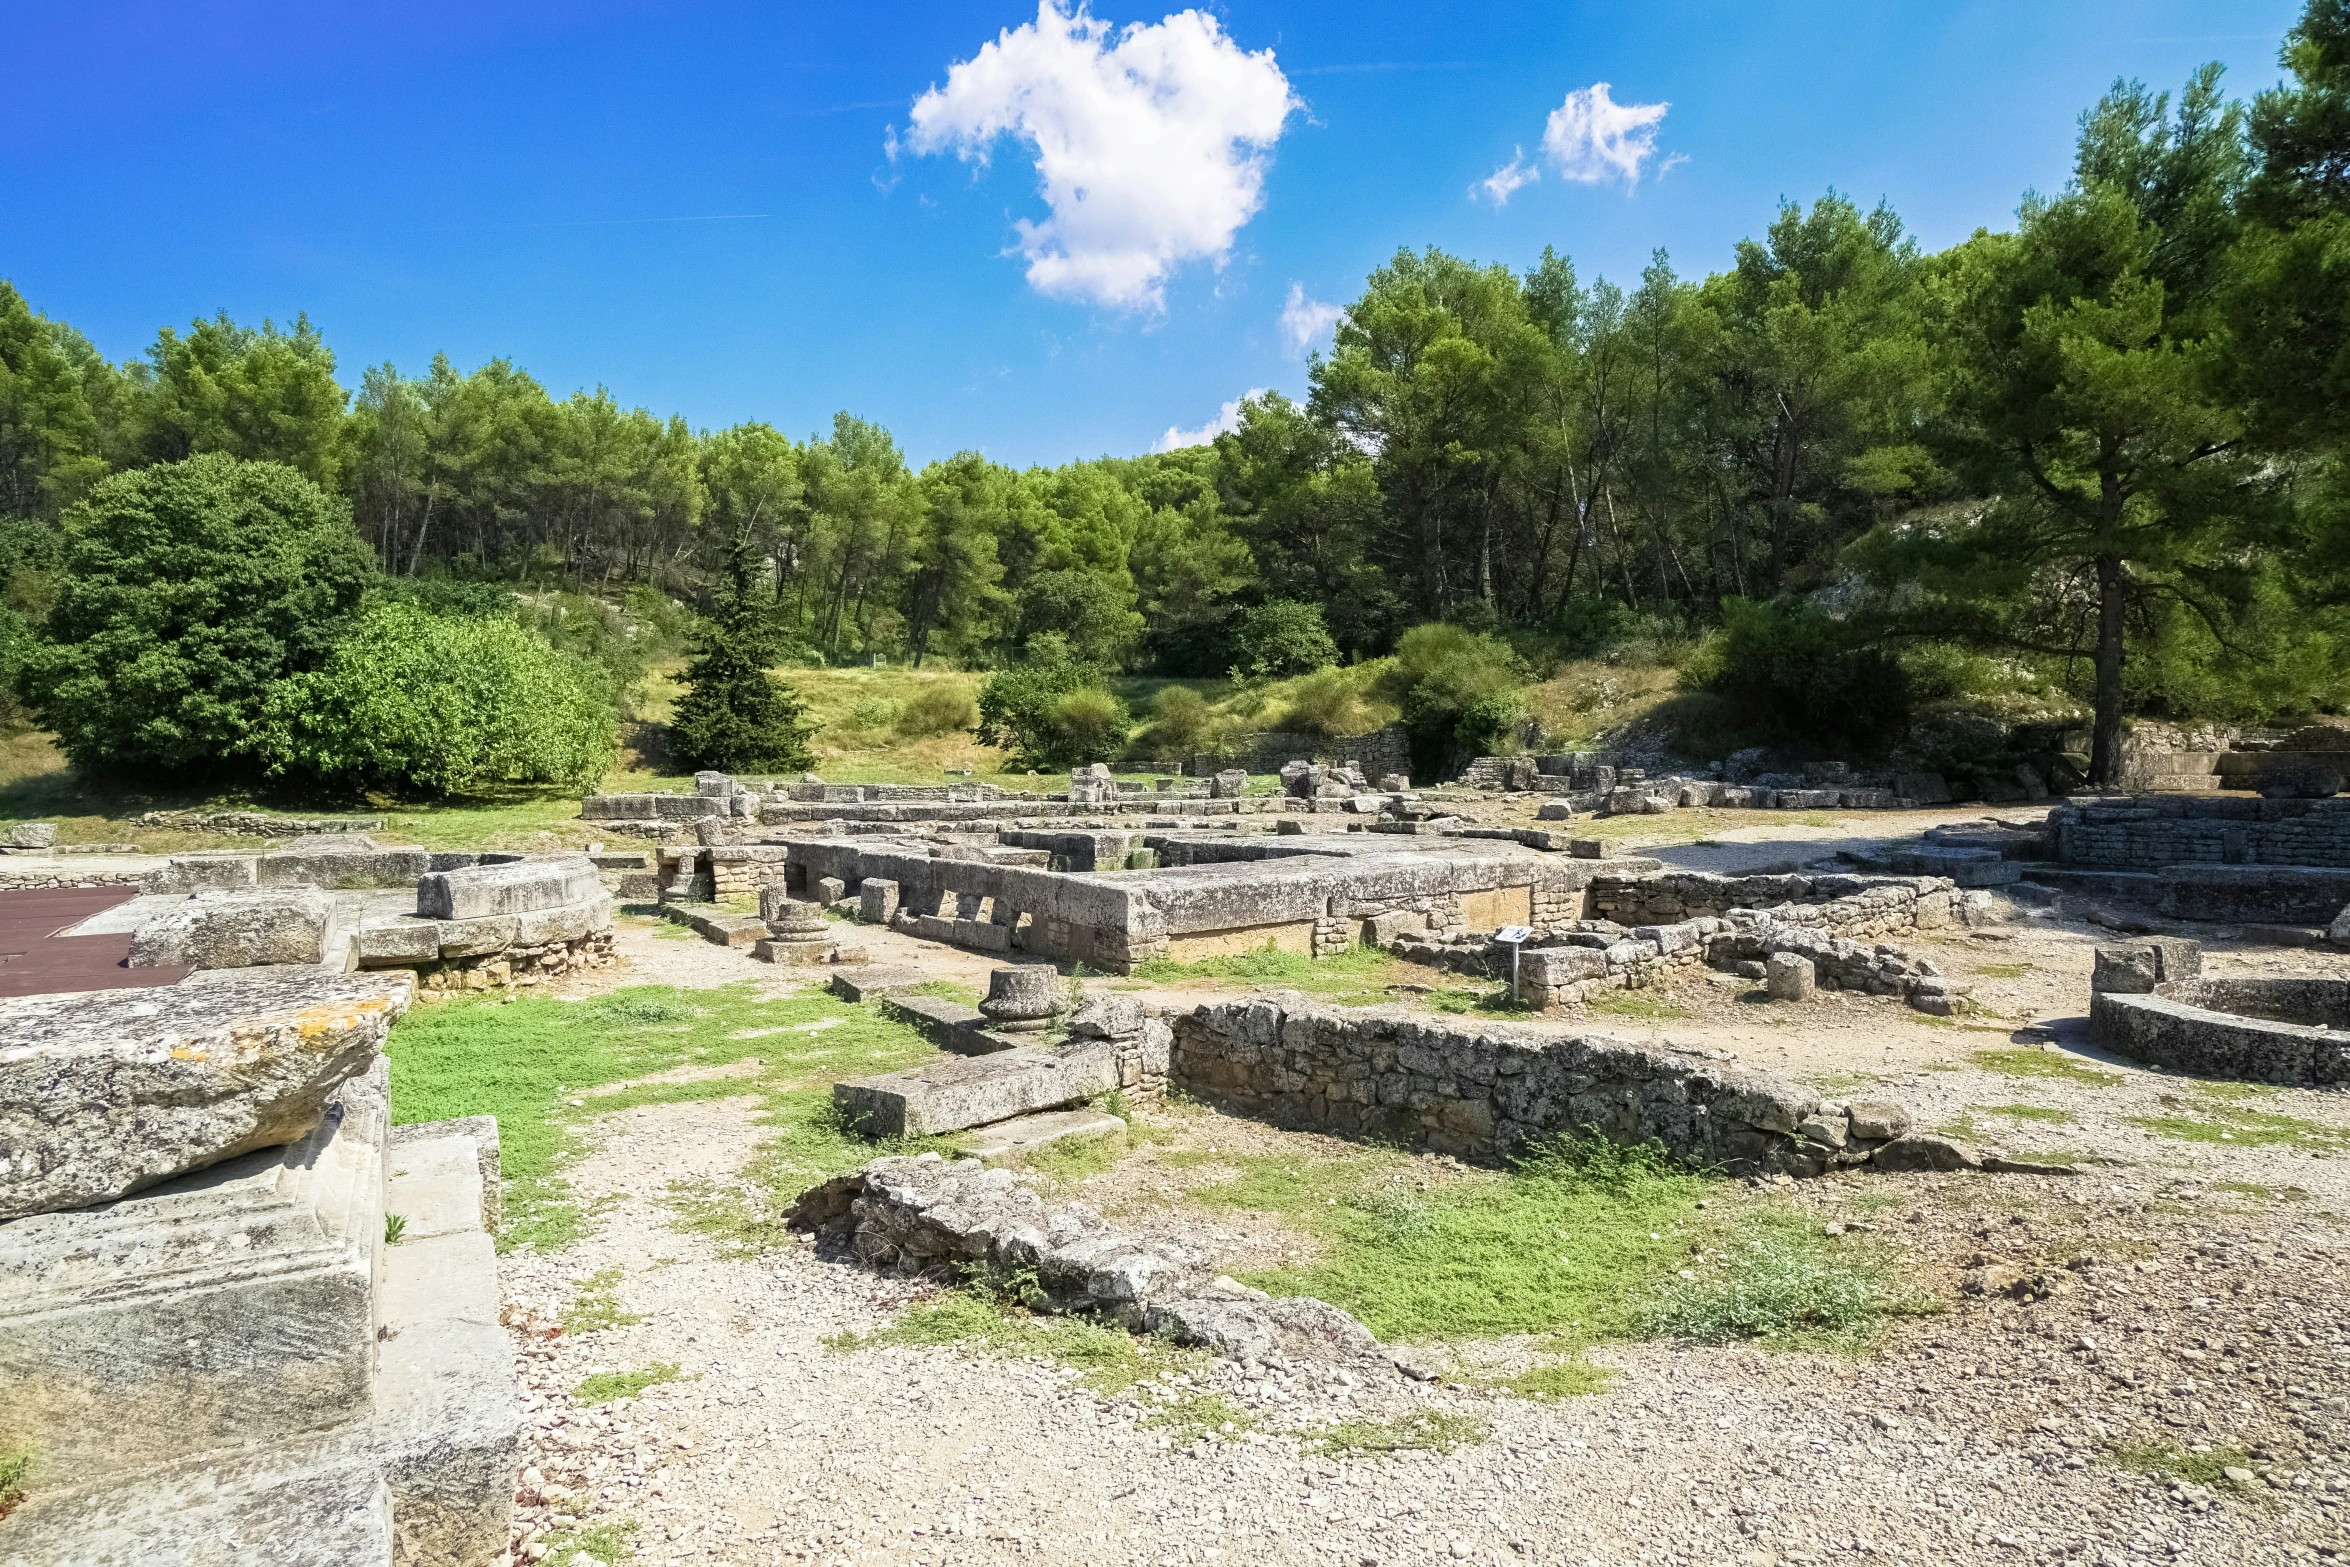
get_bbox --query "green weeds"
[2108,1441,2258,1486]
[1586,988,1689,1021]
[1307,1412,1487,1456]
[826,1289,1195,1402]
[1973,1049,2123,1086]
[2126,1093,2350,1151]
[0,1444,32,1520]
[1639,1217,1936,1349]
[561,1267,646,1334]
[385,983,936,1249]
[573,1363,682,1405]
[537,1518,639,1565]
[384,1212,408,1245]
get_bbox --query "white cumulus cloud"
[1476,149,1540,206]
[1540,82,1670,186]
[1155,388,1266,452]
[897,2,1298,310]
[1278,283,1342,357]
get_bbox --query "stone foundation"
[1170,995,1914,1176]
[2092,975,2350,1085]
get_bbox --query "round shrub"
[22,454,376,775]
[1381,623,1527,778]
[896,682,981,738]
[1135,685,1213,757]
[257,600,616,795]
[1277,667,1377,738]
[1231,599,1340,681]
[1045,686,1130,766]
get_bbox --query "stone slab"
[128,887,331,970]
[834,1046,1116,1137]
[144,852,260,894]
[258,846,433,890]
[959,1108,1129,1162]
[360,914,445,966]
[416,857,602,920]
[0,967,413,1220]
[828,965,933,1003]
[391,1115,501,1233]
[0,1058,387,1478]
[0,1440,392,1567]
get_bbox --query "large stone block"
[258,846,432,890]
[0,968,413,1221]
[360,915,445,967]
[127,887,330,970]
[512,895,612,947]
[144,852,260,894]
[0,1443,392,1567]
[0,1058,387,1476]
[834,1046,1116,1136]
[416,856,602,920]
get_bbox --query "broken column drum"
[978,966,1062,1032]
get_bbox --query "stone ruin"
[137,836,620,990]
[0,966,517,1565]
[2090,936,2350,1086]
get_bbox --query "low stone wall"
[0,869,144,891]
[2154,864,2350,924]
[2092,977,2350,1085]
[1193,725,1411,783]
[1170,995,1916,1177]
[1588,870,1956,933]
[2052,796,2350,871]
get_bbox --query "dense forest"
[2,6,2347,791]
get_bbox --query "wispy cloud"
[894,1,1298,311]
[1278,283,1341,357]
[1475,149,1538,206]
[1156,388,1266,451]
[1541,82,1671,186]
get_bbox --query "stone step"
[826,965,934,1003]
[835,1046,1115,1137]
[658,903,770,948]
[958,1108,1128,1162]
[878,992,1026,1056]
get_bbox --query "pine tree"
[666,602,815,774]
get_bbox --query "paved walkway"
[0,887,186,997]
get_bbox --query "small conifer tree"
[666,601,815,774]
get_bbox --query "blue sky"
[0,1,2303,468]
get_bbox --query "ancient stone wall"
[1192,725,1411,783]
[1587,870,1954,930]
[2051,796,2350,870]
[1169,995,1910,1176]
[2093,978,2350,1085]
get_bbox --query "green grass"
[1129,942,1402,1006]
[1586,987,1689,1021]
[2126,1094,2350,1151]
[2108,1441,2258,1486]
[904,978,982,1006]
[0,1443,32,1520]
[1471,1354,1616,1399]
[665,1099,963,1258]
[1638,1217,1937,1349]
[1140,1390,1258,1446]
[385,982,938,1249]
[1307,1412,1488,1456]
[1972,1049,2124,1086]
[1015,1122,1145,1185]
[538,1518,639,1566]
[561,1267,646,1334]
[573,1363,682,1405]
[1980,1103,2079,1124]
[826,1288,1198,1402]
[1190,1136,1927,1351]
[1973,962,2035,979]
[384,1212,408,1245]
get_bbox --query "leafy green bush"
[1133,684,1213,757]
[1015,569,1143,663]
[257,600,616,795]
[1230,599,1339,681]
[895,682,980,738]
[977,634,1127,768]
[1679,598,1912,754]
[20,454,376,775]
[667,606,816,774]
[1277,666,1379,737]
[1378,623,1526,779]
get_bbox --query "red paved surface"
[0,887,189,999]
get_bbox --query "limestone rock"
[416,856,601,920]
[4,821,57,849]
[0,968,414,1220]
[1067,993,1146,1039]
[1846,1100,1912,1141]
[1765,951,1815,1002]
[127,887,330,970]
[1872,1132,1982,1172]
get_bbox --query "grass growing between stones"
[1192,1137,1929,1356]
[573,1363,683,1405]
[562,1267,646,1333]
[0,1444,32,1521]
[537,1518,639,1566]
[2107,1441,2258,1486]
[1584,988,1690,1021]
[1129,942,1410,1006]
[2125,1091,2350,1152]
[665,1096,963,1258]
[1973,1049,2124,1087]
[825,1289,1198,1401]
[1307,1411,1488,1456]
[385,983,937,1250]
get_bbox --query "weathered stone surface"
[0,968,414,1220]
[859,877,901,924]
[360,915,444,967]
[0,1443,392,1566]
[433,915,520,959]
[979,965,1062,1027]
[0,1058,386,1479]
[958,1108,1129,1163]
[144,852,261,894]
[1846,1100,1912,1141]
[791,1154,1378,1356]
[1894,772,1954,805]
[1873,1133,1982,1172]
[827,965,931,1003]
[416,856,601,920]
[833,1046,1115,1136]
[127,887,330,970]
[1066,993,1146,1040]
[511,896,611,948]
[2093,976,2350,1085]
[5,821,58,848]
[258,845,432,890]
[1765,951,1815,1001]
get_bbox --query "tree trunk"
[2089,551,2126,786]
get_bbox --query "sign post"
[1493,924,1535,1001]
